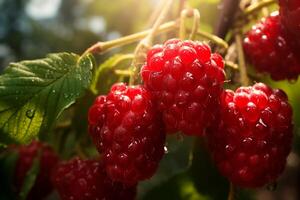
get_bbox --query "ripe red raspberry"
[141,39,225,136]
[279,0,300,48]
[14,140,59,200]
[243,12,300,81]
[88,83,165,185]
[208,83,293,188]
[51,158,136,200]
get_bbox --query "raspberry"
[279,0,300,48]
[13,140,59,200]
[243,12,300,81]
[88,83,165,185]
[141,39,225,136]
[51,158,136,200]
[208,83,293,188]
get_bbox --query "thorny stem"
[129,0,174,85]
[235,32,250,86]
[227,182,235,200]
[243,0,276,16]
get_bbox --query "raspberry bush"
[0,0,299,200]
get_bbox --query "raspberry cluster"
[51,158,136,200]
[13,141,59,200]
[208,83,293,187]
[88,83,165,185]
[141,39,225,135]
[243,12,300,80]
[86,38,293,191]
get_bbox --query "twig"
[129,0,174,85]
[235,32,250,86]
[84,21,177,55]
[243,0,276,16]
[197,29,228,49]
[90,54,134,94]
[227,182,235,200]
[189,9,201,40]
[214,0,241,39]
[114,69,133,76]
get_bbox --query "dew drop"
[164,146,169,154]
[26,109,35,119]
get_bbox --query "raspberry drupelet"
[88,83,165,185]
[51,158,136,200]
[243,12,300,81]
[14,140,59,200]
[208,83,293,188]
[141,39,225,136]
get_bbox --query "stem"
[147,0,166,27]
[189,9,201,40]
[235,32,250,86]
[129,0,174,85]
[197,30,228,49]
[225,60,238,69]
[227,182,235,200]
[146,0,174,42]
[243,0,275,16]
[179,8,194,39]
[178,0,187,16]
[84,21,177,55]
[90,54,134,95]
[114,69,133,76]
[76,144,87,159]
[214,0,241,39]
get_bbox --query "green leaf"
[0,53,94,144]
[90,54,133,94]
[0,151,19,200]
[138,136,194,199]
[19,156,40,200]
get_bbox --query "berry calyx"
[51,158,136,200]
[141,39,225,136]
[13,140,59,200]
[243,12,300,81]
[88,83,165,185]
[208,83,293,188]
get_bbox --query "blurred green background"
[0,0,299,199]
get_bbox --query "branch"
[213,0,241,38]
